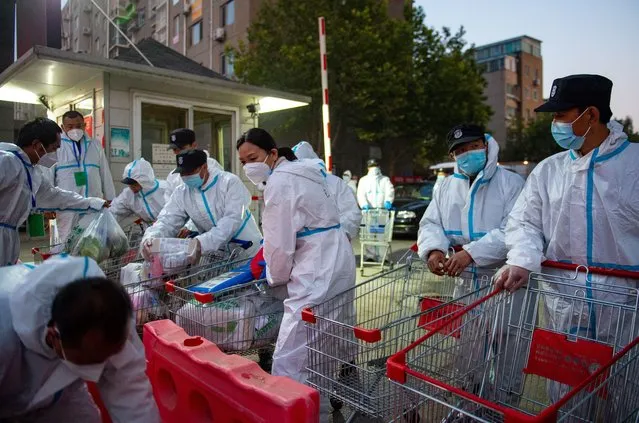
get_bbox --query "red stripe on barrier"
[326,121,331,139]
[323,54,327,70]
[320,18,325,35]
[324,88,329,105]
[143,320,319,423]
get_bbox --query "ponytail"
[278,147,297,162]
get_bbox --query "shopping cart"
[165,272,285,366]
[302,254,497,421]
[359,209,395,275]
[387,262,639,422]
[123,240,255,334]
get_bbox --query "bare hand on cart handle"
[444,250,473,277]
[427,250,447,276]
[494,265,530,293]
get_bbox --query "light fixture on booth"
[0,84,40,104]
[523,160,529,165]
[257,96,308,114]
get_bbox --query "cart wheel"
[329,396,343,411]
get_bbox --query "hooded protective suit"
[342,170,357,194]
[53,132,115,247]
[164,154,223,203]
[505,122,639,401]
[0,256,159,422]
[292,142,361,240]
[143,160,262,259]
[357,166,394,209]
[262,158,356,384]
[0,143,105,266]
[418,135,525,266]
[110,159,166,225]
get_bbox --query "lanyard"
[11,151,36,207]
[71,140,83,167]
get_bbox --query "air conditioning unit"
[152,5,157,11]
[151,23,157,29]
[83,4,92,13]
[183,3,191,15]
[533,78,541,87]
[62,31,69,39]
[214,27,225,42]
[82,27,92,35]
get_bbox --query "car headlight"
[397,211,417,220]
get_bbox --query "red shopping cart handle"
[541,260,639,279]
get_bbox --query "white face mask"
[243,155,272,188]
[56,328,104,382]
[39,150,58,168]
[66,129,84,142]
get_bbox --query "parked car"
[392,181,434,238]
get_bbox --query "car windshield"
[395,182,434,200]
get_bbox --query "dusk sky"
[417,0,639,122]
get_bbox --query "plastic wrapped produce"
[175,296,256,351]
[71,210,128,263]
[144,238,200,280]
[120,263,143,287]
[65,213,95,253]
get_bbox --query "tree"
[501,114,562,162]
[233,1,490,174]
[615,116,639,142]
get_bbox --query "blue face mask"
[456,150,487,176]
[551,109,591,151]
[182,173,204,189]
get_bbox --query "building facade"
[475,35,543,146]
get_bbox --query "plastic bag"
[145,238,200,277]
[64,213,95,253]
[250,295,284,349]
[175,296,256,351]
[126,285,168,326]
[72,210,128,263]
[120,262,144,287]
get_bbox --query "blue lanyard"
[71,139,83,167]
[11,151,36,207]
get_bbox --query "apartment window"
[222,0,235,26]
[74,15,80,31]
[190,21,203,46]
[95,38,100,54]
[506,106,517,118]
[138,8,145,26]
[525,65,530,76]
[534,68,539,79]
[173,15,180,44]
[172,0,180,4]
[221,52,234,76]
[524,87,530,99]
[533,89,538,100]
[526,109,531,120]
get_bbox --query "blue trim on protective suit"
[296,224,341,238]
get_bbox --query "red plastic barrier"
[143,320,319,423]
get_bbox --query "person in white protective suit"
[52,111,115,251]
[110,158,167,228]
[163,128,223,202]
[292,141,362,241]
[163,128,223,238]
[142,149,262,260]
[0,118,106,266]
[237,129,355,391]
[417,125,525,401]
[0,256,159,422]
[418,124,525,276]
[341,170,357,194]
[357,158,395,261]
[495,75,639,410]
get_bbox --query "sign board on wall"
[152,143,176,179]
[110,127,131,159]
[191,0,202,21]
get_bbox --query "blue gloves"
[362,205,371,211]
[384,201,393,210]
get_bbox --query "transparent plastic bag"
[145,238,200,277]
[64,213,96,253]
[72,210,128,263]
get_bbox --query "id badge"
[74,171,88,187]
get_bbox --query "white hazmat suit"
[110,159,166,225]
[0,143,105,266]
[164,153,223,203]
[143,161,262,259]
[292,142,362,240]
[0,256,159,422]
[262,158,356,384]
[418,135,525,266]
[53,132,115,247]
[505,121,639,401]
[357,166,394,209]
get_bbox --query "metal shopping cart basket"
[387,261,639,422]
[359,209,395,275]
[123,241,254,335]
[165,274,285,369]
[302,254,498,421]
